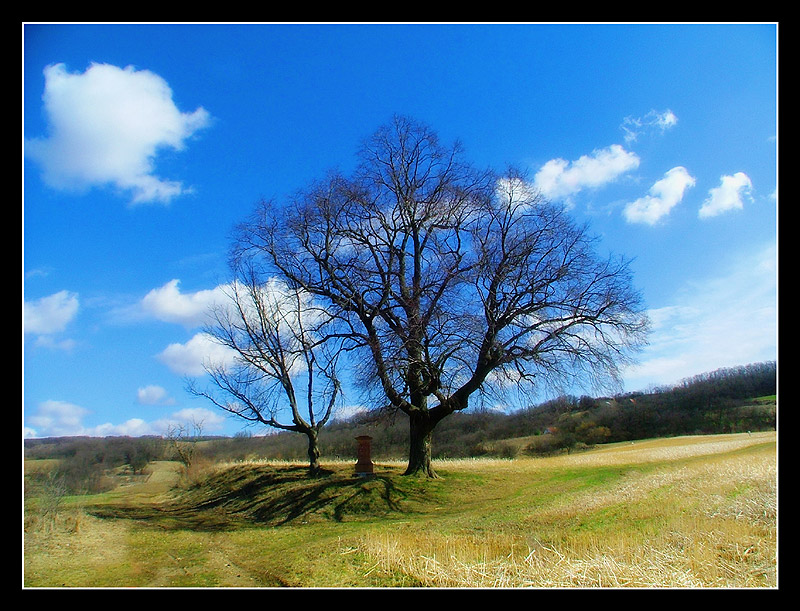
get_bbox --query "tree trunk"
[404,411,438,478]
[305,430,322,477]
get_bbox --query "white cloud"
[138,277,331,383]
[495,175,542,207]
[144,277,326,378]
[87,418,156,438]
[157,332,239,376]
[624,242,777,390]
[534,144,640,202]
[88,408,229,436]
[655,110,678,130]
[136,384,176,406]
[141,279,227,328]
[31,337,77,351]
[165,407,226,431]
[24,399,225,438]
[332,404,369,422]
[24,290,79,335]
[623,166,696,225]
[25,400,88,437]
[699,172,753,219]
[25,62,210,205]
[621,109,678,143]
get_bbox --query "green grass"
[24,432,777,588]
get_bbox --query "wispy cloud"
[624,242,777,390]
[623,166,696,225]
[621,109,678,144]
[136,384,176,406]
[25,62,210,205]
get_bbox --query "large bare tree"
[191,265,342,477]
[233,116,649,477]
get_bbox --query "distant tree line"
[25,435,167,494]
[25,361,776,491]
[193,361,776,462]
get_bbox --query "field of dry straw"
[24,431,777,588]
[353,433,778,587]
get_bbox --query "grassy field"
[23,431,777,588]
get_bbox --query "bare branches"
[243,118,648,415]
[222,116,650,476]
[464,182,650,400]
[189,260,343,475]
[165,419,204,468]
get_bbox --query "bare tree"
[233,116,649,477]
[165,418,204,470]
[190,265,341,477]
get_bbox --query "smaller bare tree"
[165,419,204,470]
[190,264,342,477]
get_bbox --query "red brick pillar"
[355,435,374,476]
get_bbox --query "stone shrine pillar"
[354,435,374,476]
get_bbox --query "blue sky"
[23,23,778,439]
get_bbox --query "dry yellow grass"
[24,432,776,588]
[354,432,777,588]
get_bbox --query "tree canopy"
[229,116,650,477]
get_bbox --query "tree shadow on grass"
[88,465,415,532]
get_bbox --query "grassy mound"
[89,462,436,530]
